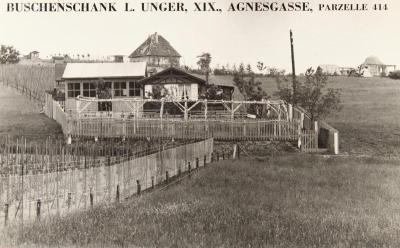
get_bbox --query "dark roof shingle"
[129,33,181,58]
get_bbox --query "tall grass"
[5,155,400,247]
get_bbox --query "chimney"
[154,32,158,43]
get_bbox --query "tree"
[233,71,268,102]
[246,63,252,74]
[0,45,20,64]
[197,53,211,84]
[275,67,342,121]
[238,63,245,73]
[257,61,267,74]
[233,71,269,117]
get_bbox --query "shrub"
[389,70,400,79]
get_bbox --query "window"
[67,83,80,98]
[129,81,140,97]
[83,82,96,97]
[114,82,127,97]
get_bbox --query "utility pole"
[290,30,297,105]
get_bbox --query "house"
[129,32,181,68]
[361,56,396,77]
[62,62,147,114]
[27,51,40,60]
[61,63,234,116]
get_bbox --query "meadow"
[5,155,400,247]
[216,74,400,157]
[1,72,400,247]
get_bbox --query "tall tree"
[0,45,20,64]
[197,53,212,84]
[275,67,342,121]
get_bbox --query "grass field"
[0,84,62,139]
[5,155,400,247]
[218,75,400,157]
[2,75,400,247]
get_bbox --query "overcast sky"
[1,0,399,72]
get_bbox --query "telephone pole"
[290,29,297,105]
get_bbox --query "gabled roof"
[129,33,181,58]
[62,62,147,79]
[139,67,205,85]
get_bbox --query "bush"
[389,70,400,79]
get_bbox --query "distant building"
[319,64,341,75]
[129,32,181,68]
[27,51,40,60]
[361,56,396,77]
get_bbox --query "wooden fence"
[68,118,300,141]
[0,138,214,229]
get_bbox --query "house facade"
[63,62,147,114]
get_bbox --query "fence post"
[188,162,191,178]
[90,192,94,208]
[334,131,339,155]
[151,176,154,189]
[67,193,72,209]
[196,158,199,169]
[136,180,141,195]
[116,185,120,203]
[204,155,207,167]
[216,152,219,161]
[4,203,9,226]
[36,199,41,220]
[178,167,181,176]
[166,171,169,184]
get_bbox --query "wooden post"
[166,171,169,184]
[90,192,93,208]
[188,162,191,178]
[151,176,154,189]
[288,104,293,121]
[4,203,8,226]
[204,100,208,120]
[184,100,188,121]
[67,193,72,209]
[196,158,199,169]
[136,180,141,195]
[116,185,120,203]
[160,100,164,119]
[36,199,41,220]
[204,155,207,167]
[334,131,339,155]
[290,30,297,105]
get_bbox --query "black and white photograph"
[0,0,399,247]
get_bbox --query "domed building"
[361,56,396,77]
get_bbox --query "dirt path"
[0,84,62,140]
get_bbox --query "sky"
[1,0,400,73]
